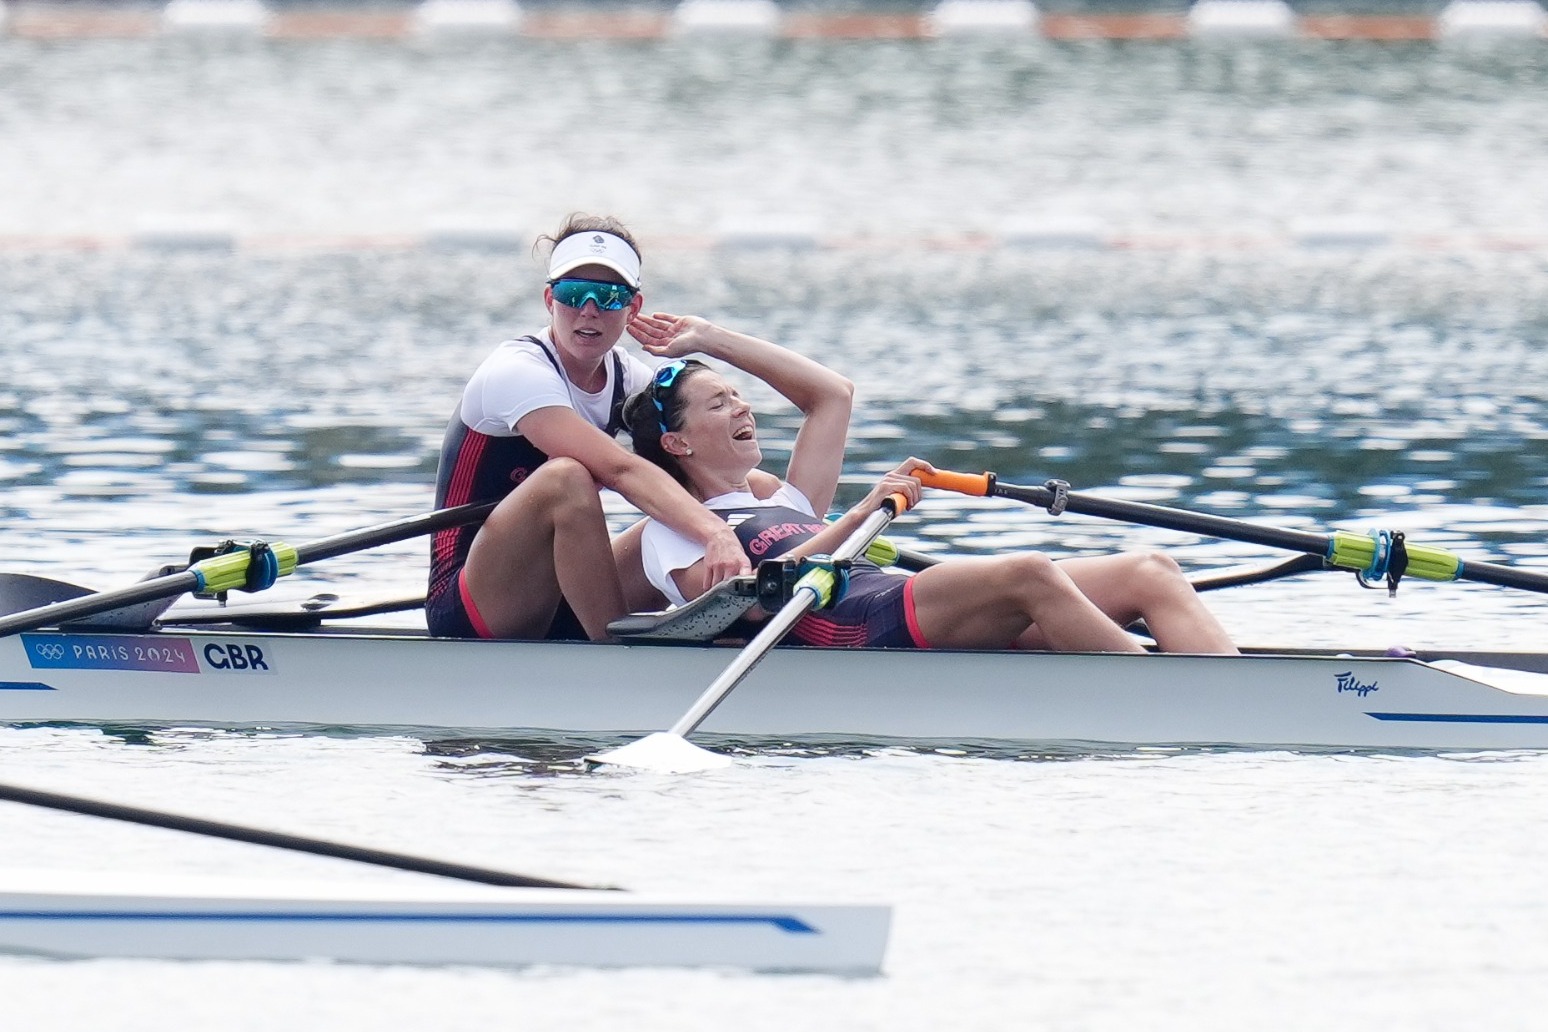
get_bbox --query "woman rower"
[427,215,747,641]
[620,312,1239,654]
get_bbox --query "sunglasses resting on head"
[650,359,689,436]
[549,277,639,311]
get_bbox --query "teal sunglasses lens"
[550,277,637,311]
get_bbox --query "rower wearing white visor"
[427,213,748,641]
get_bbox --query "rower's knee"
[996,553,1075,606]
[1003,552,1060,584]
[1122,551,1190,601]
[1132,550,1184,579]
[521,458,603,514]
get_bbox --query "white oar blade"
[585,732,733,774]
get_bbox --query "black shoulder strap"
[606,351,627,437]
[525,335,628,438]
[523,334,563,377]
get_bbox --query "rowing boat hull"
[0,870,888,972]
[5,626,1548,750]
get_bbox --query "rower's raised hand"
[630,312,719,359]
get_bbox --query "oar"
[1186,553,1326,591]
[890,543,939,573]
[888,541,1321,592]
[917,469,1548,596]
[587,493,914,774]
[0,779,609,890]
[0,501,496,638]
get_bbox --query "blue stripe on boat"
[0,682,54,691]
[0,911,819,932]
[1367,712,1548,724]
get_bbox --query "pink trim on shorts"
[458,567,495,640]
[902,576,932,649]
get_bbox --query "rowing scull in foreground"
[0,781,888,972]
[0,869,888,972]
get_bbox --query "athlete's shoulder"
[460,332,570,434]
[484,333,554,364]
[770,481,815,515]
[747,469,785,500]
[616,348,655,394]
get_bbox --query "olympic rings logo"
[32,643,65,661]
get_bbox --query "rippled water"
[4,31,1548,1030]
[4,36,1548,237]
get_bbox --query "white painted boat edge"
[0,869,891,973]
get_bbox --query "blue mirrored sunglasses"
[549,277,638,311]
[651,360,688,436]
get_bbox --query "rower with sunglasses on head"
[622,313,1240,655]
[427,214,748,641]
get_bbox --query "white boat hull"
[0,871,888,972]
[6,626,1548,750]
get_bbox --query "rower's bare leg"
[909,555,1146,653]
[463,458,625,641]
[613,519,667,613]
[1050,552,1239,655]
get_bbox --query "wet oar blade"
[587,732,734,774]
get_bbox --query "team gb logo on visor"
[589,234,607,253]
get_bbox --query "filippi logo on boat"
[1335,671,1379,697]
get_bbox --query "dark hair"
[623,359,711,486]
[534,212,641,264]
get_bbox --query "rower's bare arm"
[667,466,930,596]
[777,461,931,562]
[630,311,854,514]
[518,406,750,584]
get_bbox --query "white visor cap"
[547,231,642,289]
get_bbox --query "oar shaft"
[990,481,1332,555]
[667,588,819,738]
[1002,481,1548,593]
[0,781,601,891]
[924,469,1548,597]
[0,501,497,638]
[292,501,496,565]
[0,573,200,637]
[1454,559,1548,594]
[667,503,902,739]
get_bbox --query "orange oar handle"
[917,469,995,497]
[882,492,913,516]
